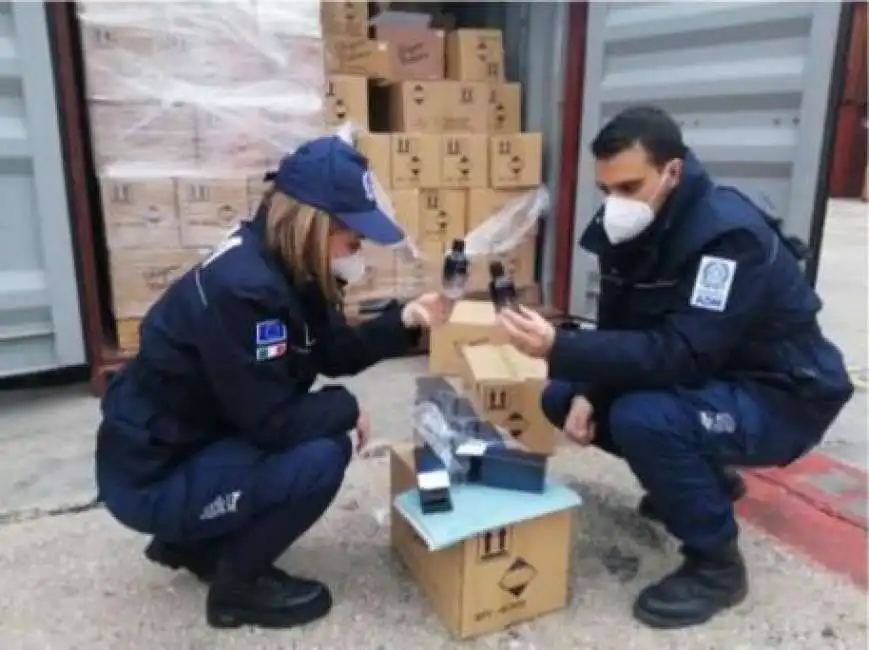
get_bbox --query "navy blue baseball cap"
[272,136,405,246]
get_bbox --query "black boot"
[206,564,333,629]
[145,538,220,582]
[633,538,748,629]
[638,467,747,522]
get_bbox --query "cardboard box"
[390,444,573,638]
[490,134,543,189]
[390,188,465,244]
[446,29,505,82]
[320,1,369,37]
[324,36,390,78]
[442,82,488,133]
[89,100,196,170]
[195,107,269,171]
[429,300,508,377]
[488,83,522,134]
[460,344,553,455]
[99,176,181,251]
[396,238,446,296]
[391,134,441,189]
[441,134,488,189]
[80,25,160,100]
[109,249,203,318]
[177,177,249,249]
[325,75,369,129]
[466,188,529,231]
[247,174,270,215]
[357,133,392,187]
[375,25,445,81]
[388,81,444,133]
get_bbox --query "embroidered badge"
[255,319,288,361]
[690,256,737,312]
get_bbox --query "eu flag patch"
[255,319,287,346]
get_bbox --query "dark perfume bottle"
[488,260,517,311]
[442,239,469,300]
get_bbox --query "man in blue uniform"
[96,135,452,629]
[497,106,853,629]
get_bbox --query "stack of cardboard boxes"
[327,11,544,314]
[389,299,577,639]
[78,1,327,351]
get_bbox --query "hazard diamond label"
[498,557,538,598]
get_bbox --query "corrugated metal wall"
[0,3,85,377]
[449,2,569,304]
[568,2,844,318]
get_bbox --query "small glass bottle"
[442,239,470,300]
[488,260,518,312]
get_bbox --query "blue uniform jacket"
[548,151,853,439]
[97,211,420,488]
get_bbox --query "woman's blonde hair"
[262,184,343,304]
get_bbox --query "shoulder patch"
[255,319,288,361]
[689,256,737,312]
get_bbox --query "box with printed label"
[177,177,249,249]
[99,175,181,250]
[446,29,505,82]
[460,343,553,455]
[467,225,538,292]
[325,75,369,129]
[374,25,445,81]
[388,81,444,133]
[324,36,390,79]
[109,249,203,318]
[490,133,543,188]
[356,133,392,187]
[429,300,508,377]
[389,444,574,639]
[488,83,521,134]
[320,1,369,38]
[441,134,488,189]
[442,81,488,133]
[388,188,465,247]
[391,134,441,189]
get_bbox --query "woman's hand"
[401,293,455,328]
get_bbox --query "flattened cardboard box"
[461,343,554,455]
[390,444,573,639]
[429,300,508,377]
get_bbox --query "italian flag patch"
[256,342,287,361]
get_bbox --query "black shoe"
[633,538,748,629]
[638,467,747,523]
[206,566,333,629]
[144,538,219,583]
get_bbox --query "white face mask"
[331,251,366,285]
[601,168,675,245]
[601,195,656,245]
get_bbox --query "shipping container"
[7,1,852,391]
[0,3,86,379]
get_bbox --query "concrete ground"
[0,200,866,649]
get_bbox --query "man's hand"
[354,410,371,453]
[564,395,596,446]
[401,292,455,328]
[496,306,556,359]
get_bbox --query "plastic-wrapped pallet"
[77,1,328,348]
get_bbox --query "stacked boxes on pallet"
[77,1,327,352]
[338,12,544,314]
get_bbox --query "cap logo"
[361,170,376,202]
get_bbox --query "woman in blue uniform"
[95,135,452,630]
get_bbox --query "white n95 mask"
[331,251,366,285]
[601,195,656,245]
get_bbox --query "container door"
[568,2,845,319]
[0,2,85,377]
